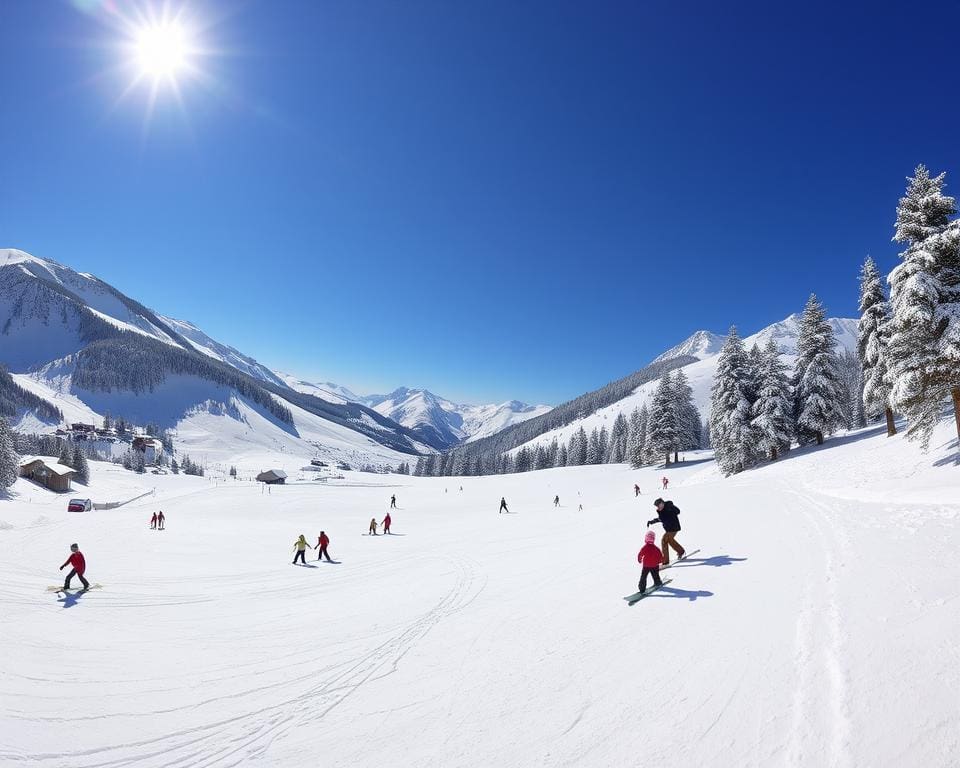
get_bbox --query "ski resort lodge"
[256,469,287,485]
[18,457,76,493]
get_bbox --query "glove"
[59,565,64,570]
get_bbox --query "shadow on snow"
[671,554,747,568]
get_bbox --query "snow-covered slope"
[512,314,858,455]
[2,411,957,766]
[364,387,551,448]
[0,249,427,465]
[274,372,362,405]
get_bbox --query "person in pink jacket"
[637,530,663,593]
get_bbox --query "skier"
[157,510,165,530]
[662,476,669,490]
[368,517,378,535]
[634,484,641,497]
[315,531,333,562]
[637,530,663,593]
[553,495,560,507]
[647,498,685,565]
[59,543,89,591]
[499,497,508,514]
[381,513,392,534]
[390,494,396,509]
[150,512,157,529]
[292,535,310,565]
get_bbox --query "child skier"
[499,497,509,514]
[368,518,378,535]
[554,495,560,507]
[292,535,309,565]
[157,510,165,530]
[637,530,663,593]
[390,495,397,509]
[381,513,392,534]
[661,477,669,490]
[150,512,157,529]
[59,543,89,591]
[634,484,641,497]
[315,531,332,562]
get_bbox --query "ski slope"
[1,419,958,767]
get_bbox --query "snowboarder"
[149,512,157,529]
[634,484,641,497]
[647,498,685,565]
[499,497,508,514]
[368,517,378,535]
[661,477,669,490]
[59,543,89,591]
[553,495,560,507]
[157,510,165,530]
[315,531,333,562]
[381,513,392,534]
[637,530,663,593]
[292,535,310,565]
[390,494,396,509]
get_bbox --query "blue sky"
[2,1,959,405]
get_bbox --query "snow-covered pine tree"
[858,256,896,435]
[58,441,73,468]
[608,412,628,463]
[71,443,90,484]
[627,407,643,468]
[710,326,758,475]
[751,339,793,460]
[586,428,601,465]
[555,442,568,467]
[0,417,18,489]
[573,426,588,465]
[134,450,147,473]
[533,445,550,471]
[648,372,679,466]
[887,165,960,446]
[672,368,702,460]
[597,426,609,463]
[793,294,845,445]
[170,457,180,474]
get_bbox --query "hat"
[644,530,656,544]
[653,498,664,507]
[70,543,79,551]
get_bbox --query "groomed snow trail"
[2,425,958,767]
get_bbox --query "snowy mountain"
[450,314,859,466]
[651,329,726,364]
[0,248,432,465]
[362,387,551,448]
[274,372,362,405]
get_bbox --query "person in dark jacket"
[499,497,509,514]
[647,498,685,565]
[59,543,89,591]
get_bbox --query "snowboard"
[660,548,701,569]
[624,578,673,605]
[47,583,102,593]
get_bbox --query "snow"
[2,415,958,767]
[274,372,361,404]
[512,315,858,456]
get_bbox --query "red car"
[67,498,92,513]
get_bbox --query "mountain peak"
[651,329,726,365]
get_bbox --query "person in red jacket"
[381,513,392,534]
[637,530,663,593]
[315,531,333,562]
[150,512,157,529]
[59,543,89,591]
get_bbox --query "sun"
[135,21,190,81]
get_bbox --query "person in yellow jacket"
[368,517,378,536]
[292,535,310,565]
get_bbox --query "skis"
[660,548,701,570]
[624,578,673,605]
[47,583,102,593]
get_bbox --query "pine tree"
[0,417,18,489]
[858,256,896,435]
[170,458,180,474]
[586,428,602,464]
[648,372,679,466]
[673,368,702,459]
[887,165,960,446]
[608,412,628,463]
[710,326,758,475]
[71,443,90,484]
[571,426,588,466]
[751,339,793,460]
[58,441,73,467]
[555,442,568,468]
[793,294,845,445]
[597,426,609,463]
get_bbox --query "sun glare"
[136,22,189,80]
